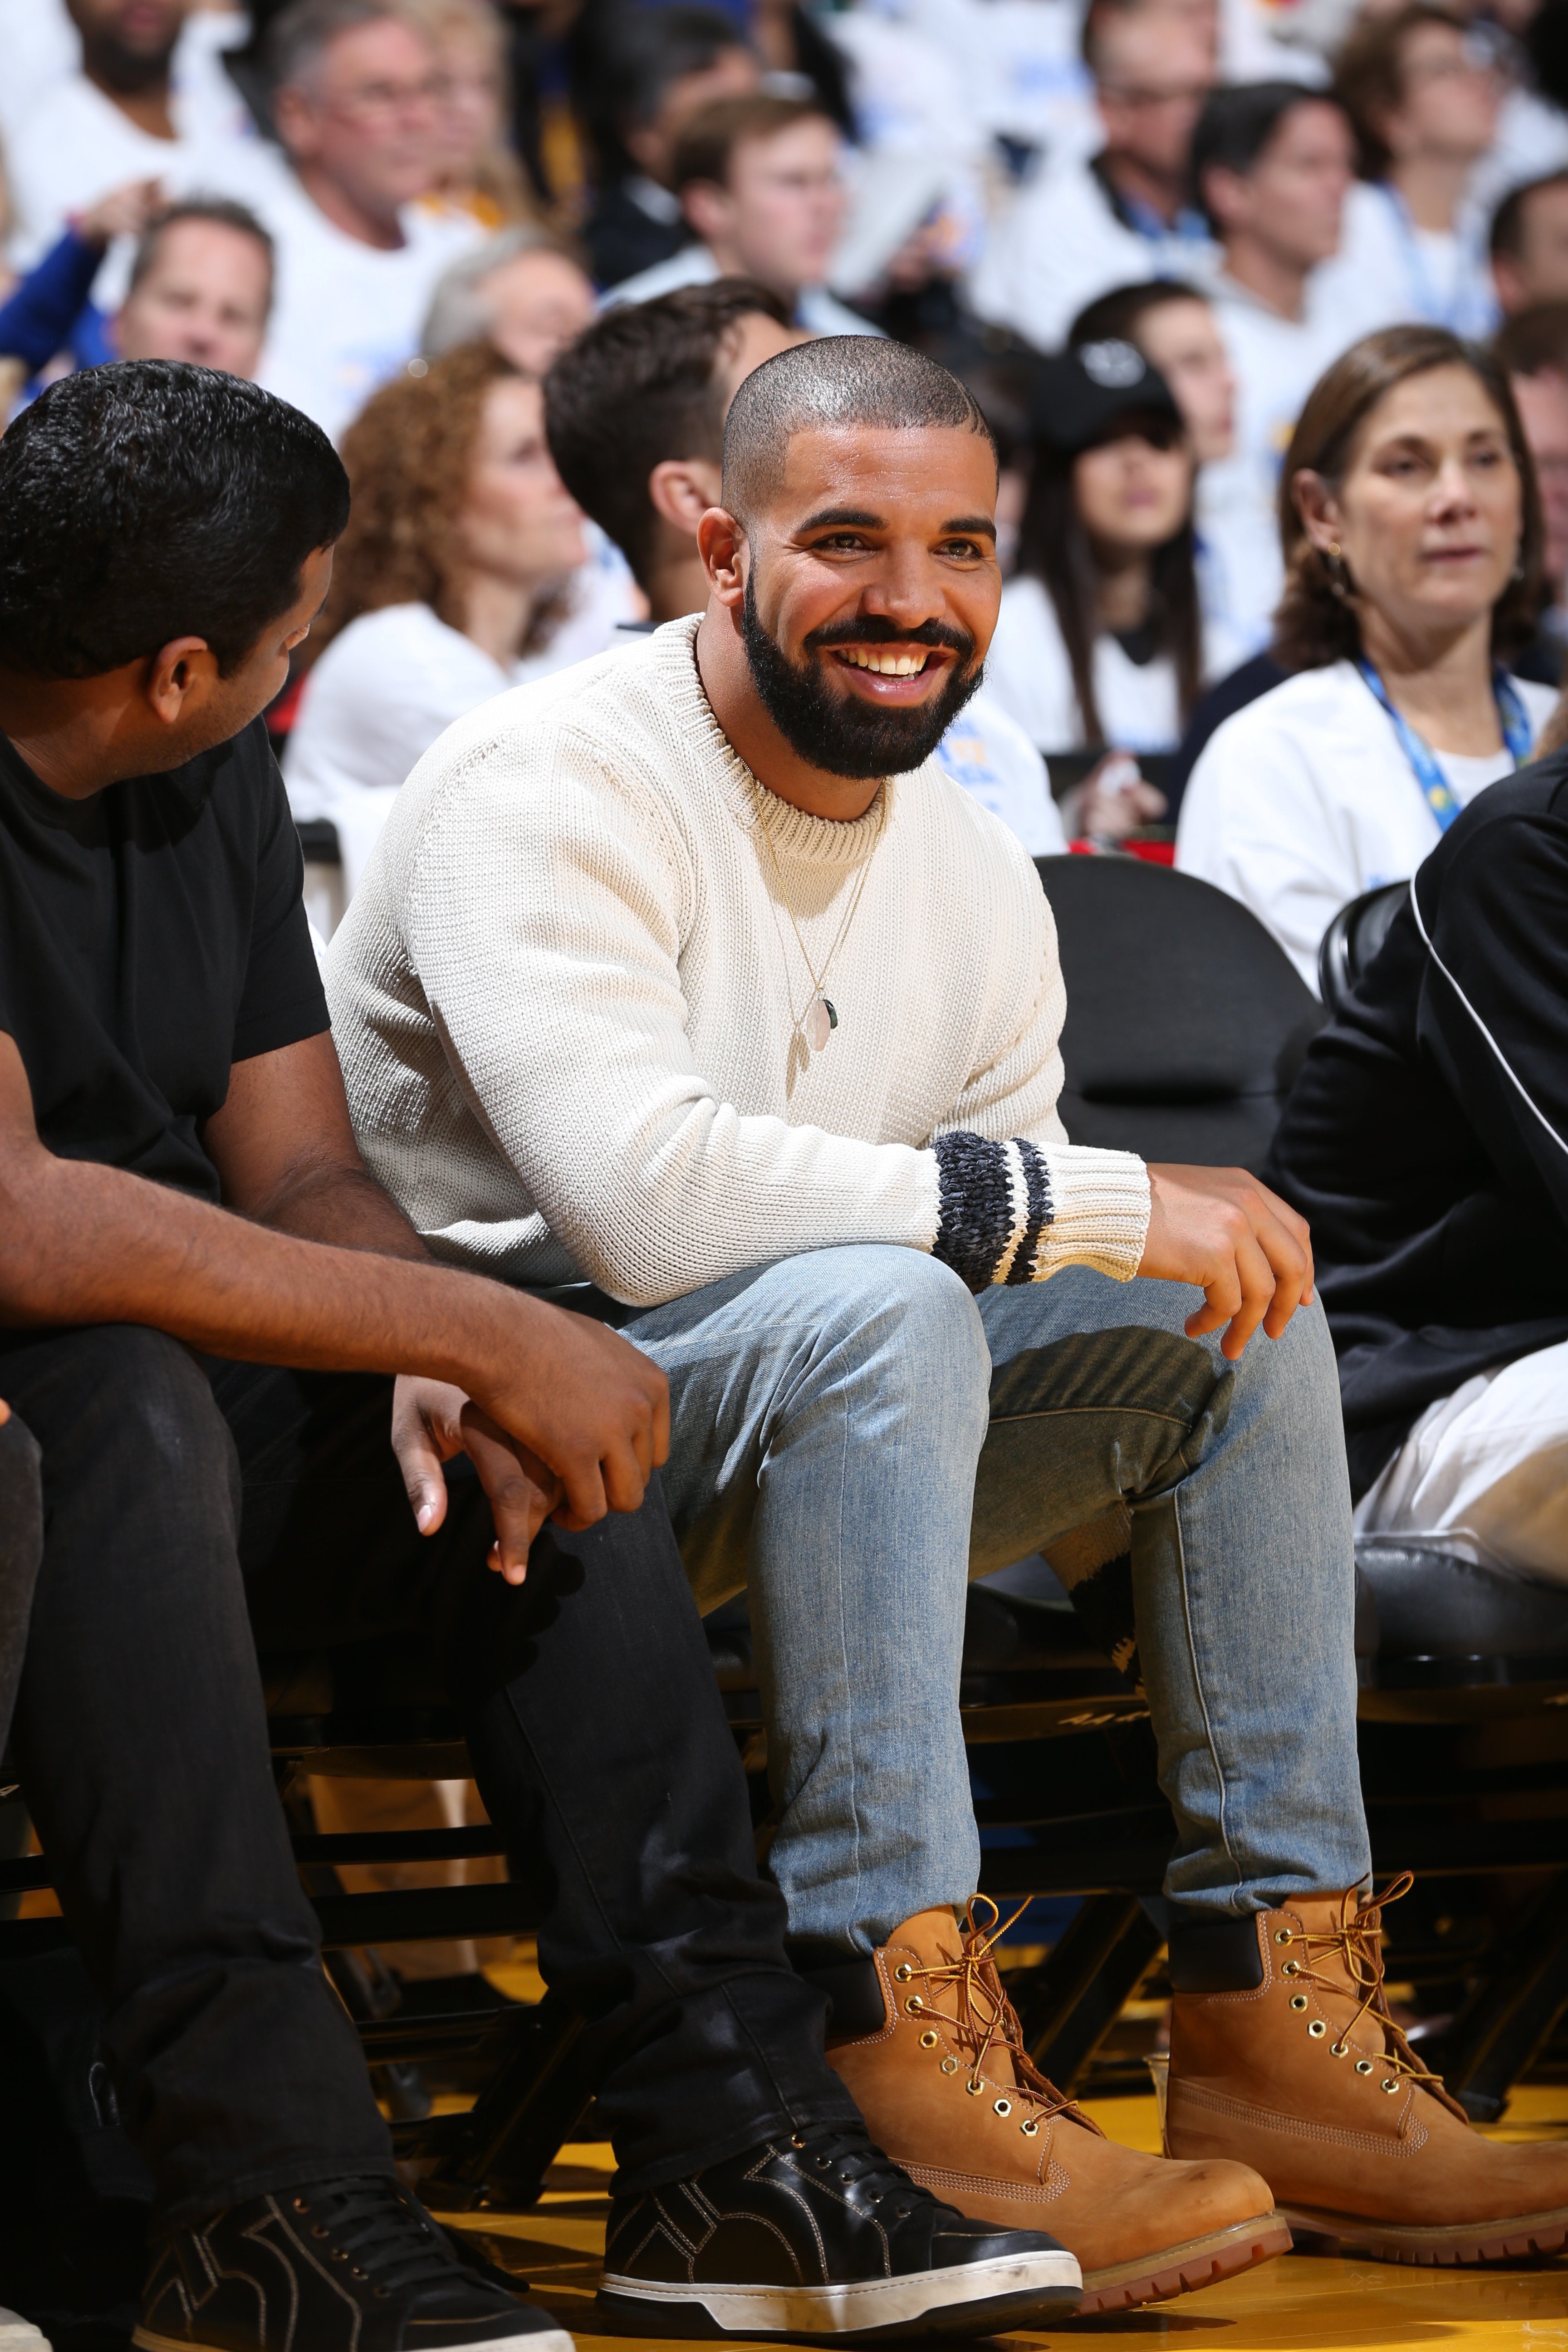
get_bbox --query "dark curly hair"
[1273,324,1547,672]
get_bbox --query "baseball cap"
[1031,338,1183,457]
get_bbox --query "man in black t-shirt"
[0,365,1079,2350]
[1267,762,1568,1574]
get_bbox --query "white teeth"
[839,647,928,676]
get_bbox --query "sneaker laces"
[784,2123,932,2224]
[900,1897,1100,2137]
[1280,1872,1442,2091]
[287,2177,495,2297]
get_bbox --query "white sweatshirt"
[327,615,1149,1307]
[1176,659,1557,990]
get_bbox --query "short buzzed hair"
[721,337,997,527]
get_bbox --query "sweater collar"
[654,612,895,869]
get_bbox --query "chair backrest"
[1317,880,1410,1018]
[1037,853,1324,1172]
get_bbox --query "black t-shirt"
[0,715,328,1205]
[1265,760,1568,1497]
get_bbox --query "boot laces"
[901,1897,1093,2131]
[287,2176,495,2297]
[1283,1872,1441,2089]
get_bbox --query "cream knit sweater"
[327,615,1151,1308]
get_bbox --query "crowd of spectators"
[12,0,1568,2337]
[4,0,1553,997]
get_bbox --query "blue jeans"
[625,1249,1371,1955]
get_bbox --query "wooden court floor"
[440,2088,1568,2352]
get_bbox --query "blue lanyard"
[1357,657,1534,834]
[1377,186,1492,337]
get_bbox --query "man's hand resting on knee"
[392,1313,670,1582]
[1139,1165,1314,1361]
[0,1029,667,1584]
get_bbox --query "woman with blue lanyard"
[1176,323,1556,991]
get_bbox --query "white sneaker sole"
[599,2249,1082,2339]
[0,2315,51,2352]
[135,2328,575,2352]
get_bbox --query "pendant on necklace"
[805,996,838,1052]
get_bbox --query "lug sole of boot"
[1279,2200,1568,2265]
[597,2249,1083,2340]
[1075,2214,1293,2313]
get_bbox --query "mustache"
[804,616,977,661]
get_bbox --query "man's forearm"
[0,1147,517,1386]
[252,1160,431,1263]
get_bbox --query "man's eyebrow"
[797,506,885,532]
[941,514,997,539]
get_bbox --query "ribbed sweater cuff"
[930,1133,1149,1290]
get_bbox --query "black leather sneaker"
[598,2122,1081,2339]
[133,2175,574,2352]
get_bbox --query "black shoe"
[598,2123,1081,2339]
[133,2175,574,2352]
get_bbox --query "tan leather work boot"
[820,1902,1288,2314]
[1167,1874,1568,2262]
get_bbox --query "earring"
[1323,540,1350,600]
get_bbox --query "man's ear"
[647,457,725,541]
[1200,162,1243,236]
[272,83,319,166]
[696,505,748,606]
[142,637,220,728]
[682,178,735,248]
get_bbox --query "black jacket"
[1265,758,1568,1498]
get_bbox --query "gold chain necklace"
[750,778,888,1052]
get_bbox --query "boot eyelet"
[1282,1960,1300,1976]
[331,2247,348,2260]
[292,2196,309,2213]
[1308,2020,1327,2039]
[792,2135,806,2147]
[994,2098,1012,2117]
[941,2057,958,2074]
[965,2078,985,2097]
[1021,2119,1039,2137]
[1274,1929,1293,1945]
[894,1965,914,1982]
[311,2225,328,2239]
[920,2030,939,2049]
[1330,2042,1349,2058]
[1382,2079,1399,2094]
[1355,2059,1374,2075]
[905,1996,924,2014]
[1290,1994,1308,2012]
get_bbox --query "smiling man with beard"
[330,336,1568,2306]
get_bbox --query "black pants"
[1,1323,857,2231]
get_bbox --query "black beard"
[83,28,179,96]
[741,573,982,781]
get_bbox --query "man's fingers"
[598,1431,650,1517]
[461,1410,560,1580]
[390,1396,449,1536]
[1219,1228,1278,1359]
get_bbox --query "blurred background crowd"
[5,0,1568,975]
